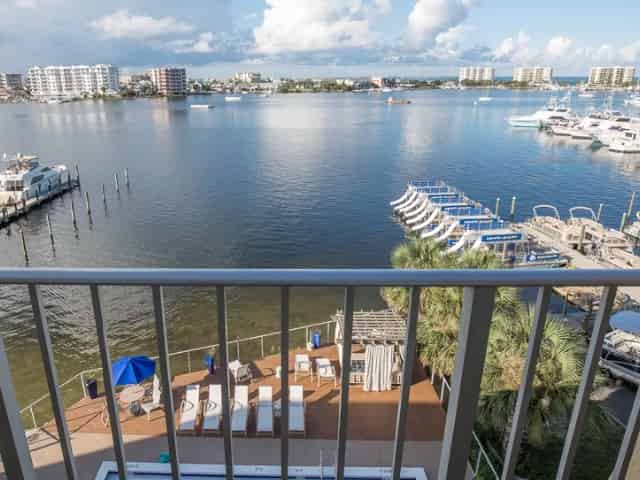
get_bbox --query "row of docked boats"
[390,182,567,268]
[528,205,640,269]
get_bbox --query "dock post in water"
[71,197,78,229]
[620,212,628,232]
[597,203,604,222]
[124,168,130,188]
[75,164,80,185]
[495,197,501,217]
[67,171,72,189]
[114,173,120,193]
[85,192,92,217]
[19,229,29,263]
[102,184,107,205]
[509,196,517,222]
[627,192,636,219]
[46,214,55,247]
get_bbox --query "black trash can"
[85,378,98,399]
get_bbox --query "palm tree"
[382,238,519,376]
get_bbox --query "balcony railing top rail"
[0,266,639,286]
[0,267,639,480]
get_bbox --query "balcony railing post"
[216,287,234,480]
[280,287,290,480]
[28,284,78,480]
[392,286,421,480]
[0,335,36,480]
[90,285,127,480]
[438,286,496,480]
[611,385,640,479]
[305,327,309,347]
[261,335,265,359]
[336,286,355,480]
[187,351,191,373]
[502,286,552,480]
[151,286,181,480]
[557,286,616,480]
[236,337,240,362]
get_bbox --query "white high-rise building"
[27,64,119,98]
[234,72,261,83]
[0,73,24,91]
[513,67,553,84]
[588,66,635,87]
[458,67,495,83]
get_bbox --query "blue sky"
[1,0,639,78]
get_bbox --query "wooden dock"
[519,222,640,311]
[0,179,80,229]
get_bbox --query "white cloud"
[15,0,36,8]
[620,41,640,63]
[253,0,377,55]
[545,35,572,57]
[406,0,471,50]
[430,25,467,59]
[170,32,217,54]
[374,0,392,14]
[89,9,193,40]
[492,31,537,63]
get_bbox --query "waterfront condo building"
[27,64,119,98]
[458,67,495,83]
[588,66,635,87]
[513,67,553,85]
[149,67,187,96]
[0,73,24,91]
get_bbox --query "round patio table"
[119,385,145,406]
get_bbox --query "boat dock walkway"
[0,179,79,229]
[519,222,640,310]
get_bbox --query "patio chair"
[315,358,337,387]
[231,385,249,436]
[256,385,273,436]
[178,384,200,434]
[228,360,252,384]
[140,375,163,421]
[202,384,222,433]
[294,354,312,382]
[289,385,306,437]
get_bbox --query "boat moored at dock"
[0,153,68,206]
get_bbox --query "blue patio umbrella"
[112,356,156,386]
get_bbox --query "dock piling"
[67,171,72,189]
[19,229,29,263]
[102,184,107,205]
[71,197,78,229]
[494,197,501,217]
[46,214,55,247]
[85,192,92,216]
[114,173,120,193]
[509,196,517,222]
[597,203,604,222]
[75,165,80,185]
[124,168,130,188]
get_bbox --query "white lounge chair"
[315,358,337,387]
[229,360,252,383]
[202,384,222,433]
[231,385,249,436]
[256,385,273,436]
[140,375,163,421]
[294,354,312,382]
[289,385,306,437]
[178,384,200,434]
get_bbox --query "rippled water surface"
[1,90,640,412]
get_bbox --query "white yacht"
[508,102,577,128]
[0,154,68,206]
[624,95,640,108]
[190,104,214,109]
[609,129,640,154]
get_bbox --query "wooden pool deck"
[51,345,446,442]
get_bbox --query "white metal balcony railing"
[0,267,639,480]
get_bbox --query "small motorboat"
[386,97,411,105]
[190,104,214,109]
[225,96,242,102]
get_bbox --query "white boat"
[478,97,492,102]
[624,96,640,107]
[0,154,68,206]
[190,104,214,109]
[225,96,242,102]
[508,116,542,128]
[609,129,640,153]
[578,92,595,99]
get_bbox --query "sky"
[1,0,639,78]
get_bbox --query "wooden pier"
[0,178,80,229]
